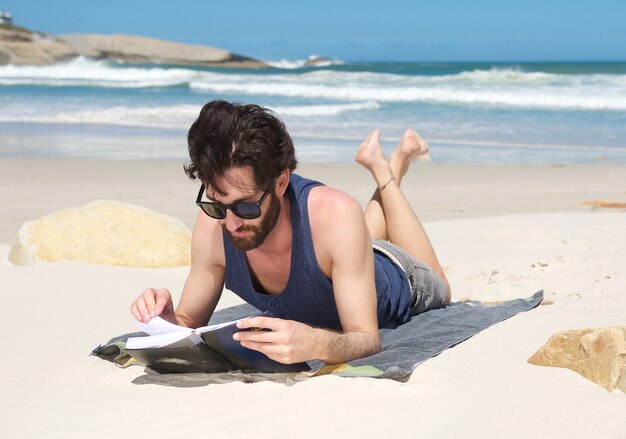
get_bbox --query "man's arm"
[174,211,226,327]
[317,187,381,361]
[131,211,225,328]
[235,187,381,363]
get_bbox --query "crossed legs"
[355,129,451,302]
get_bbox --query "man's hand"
[234,316,322,364]
[130,288,177,324]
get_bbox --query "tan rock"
[0,26,34,42]
[0,27,78,65]
[528,327,626,392]
[8,201,191,268]
[0,26,266,68]
[0,39,75,65]
[582,199,626,209]
[58,33,266,68]
[0,45,11,64]
[60,34,229,63]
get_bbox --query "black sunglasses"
[196,184,271,220]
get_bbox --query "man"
[131,100,450,365]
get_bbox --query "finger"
[236,316,283,330]
[130,302,143,322]
[234,328,280,343]
[153,289,172,316]
[142,289,158,317]
[137,288,158,321]
[238,339,279,354]
[134,298,151,323]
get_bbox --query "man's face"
[222,190,280,251]
[209,166,281,252]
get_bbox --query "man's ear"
[276,169,290,196]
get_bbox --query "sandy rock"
[58,33,266,67]
[0,45,10,64]
[8,201,191,268]
[0,39,75,65]
[0,26,33,42]
[0,27,79,65]
[582,199,626,209]
[528,327,626,392]
[61,34,224,63]
[0,26,266,67]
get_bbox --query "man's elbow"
[368,331,382,356]
[346,330,381,360]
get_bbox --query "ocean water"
[1,57,625,163]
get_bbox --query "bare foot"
[355,129,384,168]
[355,129,393,186]
[390,129,430,180]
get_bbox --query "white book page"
[127,316,193,349]
[135,316,189,336]
[193,318,247,335]
[126,315,252,349]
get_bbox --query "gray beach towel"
[92,291,543,384]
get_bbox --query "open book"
[125,315,310,374]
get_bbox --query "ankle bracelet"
[378,176,396,191]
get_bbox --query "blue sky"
[3,0,625,62]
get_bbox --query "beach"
[3,5,626,436]
[1,158,625,438]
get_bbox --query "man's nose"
[223,209,243,232]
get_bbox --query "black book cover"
[126,320,310,374]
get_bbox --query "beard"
[222,190,281,252]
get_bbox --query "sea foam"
[0,102,380,129]
[189,69,626,111]
[1,59,625,111]
[0,57,197,88]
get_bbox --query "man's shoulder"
[307,184,370,268]
[308,185,363,223]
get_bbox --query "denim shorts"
[372,239,447,315]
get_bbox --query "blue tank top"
[223,173,411,329]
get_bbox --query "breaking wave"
[1,58,625,111]
[0,101,380,128]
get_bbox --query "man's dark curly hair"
[184,100,297,196]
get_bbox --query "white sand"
[0,160,625,438]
